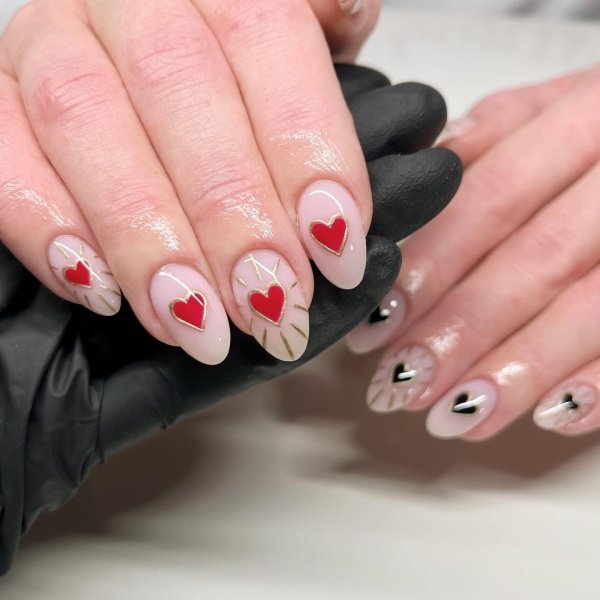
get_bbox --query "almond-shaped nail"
[347,288,407,354]
[339,0,363,15]
[48,235,121,316]
[426,379,497,439]
[150,264,230,365]
[367,345,435,413]
[231,249,309,362]
[298,180,366,290]
[533,382,596,432]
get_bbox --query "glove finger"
[369,148,463,242]
[350,82,448,161]
[335,63,391,102]
[97,236,401,458]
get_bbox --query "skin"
[365,65,600,439]
[0,0,380,353]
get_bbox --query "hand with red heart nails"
[0,0,386,367]
[0,63,461,573]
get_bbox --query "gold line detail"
[235,276,248,287]
[100,271,113,277]
[294,304,309,312]
[273,258,281,275]
[290,323,307,339]
[280,331,294,360]
[100,285,121,297]
[247,254,262,281]
[84,294,92,310]
[289,281,298,290]
[55,242,70,258]
[79,241,84,254]
[249,318,254,332]
[368,389,383,407]
[261,328,268,350]
[98,294,117,313]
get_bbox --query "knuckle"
[125,16,218,94]
[213,0,309,48]
[29,59,124,127]
[186,163,269,228]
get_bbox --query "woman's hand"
[350,65,600,438]
[0,0,380,365]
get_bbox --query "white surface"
[3,7,600,600]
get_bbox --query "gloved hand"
[0,64,462,574]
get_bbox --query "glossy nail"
[231,249,310,362]
[48,235,121,316]
[150,264,230,365]
[347,288,407,354]
[426,379,497,439]
[435,116,477,146]
[339,0,363,15]
[533,382,596,432]
[367,345,435,413]
[298,180,366,290]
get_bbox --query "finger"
[308,0,382,62]
[87,0,312,361]
[193,0,370,290]
[0,61,121,317]
[424,263,600,441]
[533,361,600,436]
[365,157,600,410]
[369,70,600,352]
[7,2,231,364]
[438,69,587,167]
[351,83,449,161]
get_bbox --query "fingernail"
[435,116,477,146]
[533,382,596,432]
[426,379,497,439]
[347,288,407,354]
[367,345,435,413]
[339,0,363,15]
[48,235,121,316]
[231,249,310,362]
[298,180,366,290]
[150,264,230,365]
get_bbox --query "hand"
[354,65,600,439]
[0,64,461,574]
[0,0,381,366]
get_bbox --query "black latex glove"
[0,64,462,574]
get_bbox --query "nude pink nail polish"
[533,382,596,432]
[338,0,363,14]
[426,379,497,439]
[48,235,121,316]
[298,180,366,290]
[347,288,407,354]
[231,249,310,362]
[367,345,435,413]
[150,264,230,365]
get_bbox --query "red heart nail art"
[63,260,92,288]
[310,215,348,256]
[170,291,207,331]
[249,284,286,325]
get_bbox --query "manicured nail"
[347,288,407,354]
[426,379,497,439]
[298,180,366,290]
[367,345,435,413]
[231,249,309,362]
[48,235,121,316]
[339,0,363,15]
[533,382,596,432]
[150,264,230,365]
[435,116,477,146]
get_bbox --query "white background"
[3,4,600,599]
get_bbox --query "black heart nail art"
[451,392,478,415]
[369,305,391,325]
[560,393,579,411]
[391,362,417,384]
